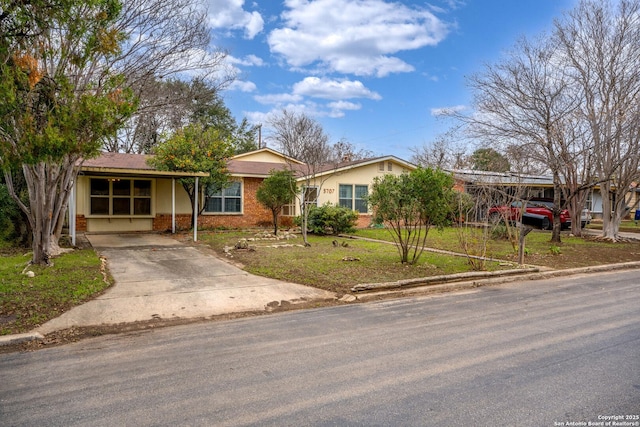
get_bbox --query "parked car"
[488,199,571,230]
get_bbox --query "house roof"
[449,169,557,187]
[312,155,417,177]
[80,152,209,178]
[227,160,294,178]
[80,151,416,180]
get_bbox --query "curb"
[354,261,640,300]
[351,267,542,292]
[0,332,44,347]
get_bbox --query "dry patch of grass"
[198,231,513,295]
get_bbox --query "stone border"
[351,268,541,292]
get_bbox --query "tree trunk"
[550,178,562,243]
[568,191,585,237]
[3,159,82,265]
[518,224,532,266]
[300,202,310,246]
[599,182,617,241]
[272,209,279,235]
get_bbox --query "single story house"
[450,169,640,220]
[70,148,416,239]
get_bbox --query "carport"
[69,152,209,243]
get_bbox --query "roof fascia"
[80,166,209,178]
[295,155,416,181]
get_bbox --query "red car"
[488,199,571,230]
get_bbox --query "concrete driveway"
[36,234,335,334]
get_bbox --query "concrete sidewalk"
[20,234,334,340]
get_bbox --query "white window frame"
[88,177,154,217]
[339,184,369,213]
[204,180,243,214]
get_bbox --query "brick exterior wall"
[355,214,374,228]
[79,177,372,232]
[75,215,87,232]
[153,177,275,231]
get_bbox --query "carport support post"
[69,180,76,246]
[172,178,176,234]
[193,176,198,242]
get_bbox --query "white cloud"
[254,93,303,105]
[207,0,264,39]
[430,105,466,116]
[328,100,361,110]
[268,0,450,76]
[293,77,381,100]
[227,80,257,92]
[227,54,265,67]
[327,100,362,118]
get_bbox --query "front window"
[339,184,368,213]
[303,186,318,208]
[89,178,152,216]
[282,202,295,216]
[205,181,242,213]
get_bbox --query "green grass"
[198,231,512,294]
[0,249,110,335]
[351,226,592,254]
[349,226,640,269]
[587,220,640,233]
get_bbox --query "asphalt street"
[1,270,639,426]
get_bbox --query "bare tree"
[268,110,331,162]
[108,78,258,154]
[503,144,547,175]
[267,109,332,246]
[555,0,640,241]
[411,130,469,169]
[329,138,374,163]
[103,0,233,153]
[457,36,596,242]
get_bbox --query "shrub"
[0,184,23,245]
[306,203,359,235]
[491,223,510,240]
[549,245,562,255]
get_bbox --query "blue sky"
[206,0,577,160]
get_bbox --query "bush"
[305,204,359,235]
[0,184,22,245]
[491,223,510,240]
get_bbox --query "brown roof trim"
[80,152,208,178]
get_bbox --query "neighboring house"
[450,169,640,220]
[72,148,416,236]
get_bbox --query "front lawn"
[198,231,514,295]
[0,249,110,335]
[351,227,640,270]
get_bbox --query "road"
[1,270,639,426]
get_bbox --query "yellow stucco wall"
[300,159,413,212]
[155,178,195,214]
[76,175,195,232]
[234,151,289,163]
